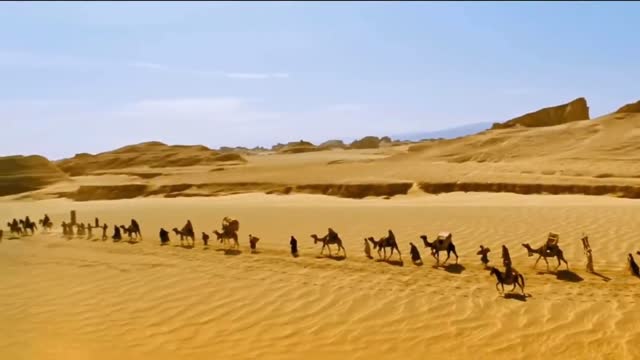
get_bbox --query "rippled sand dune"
[1,193,639,360]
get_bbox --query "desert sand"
[1,193,639,360]
[2,104,640,359]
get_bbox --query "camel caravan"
[4,211,640,295]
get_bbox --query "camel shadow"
[316,254,346,261]
[174,244,194,249]
[8,236,20,240]
[224,249,242,256]
[503,293,528,302]
[555,270,584,283]
[590,271,612,282]
[443,263,466,274]
[126,240,140,245]
[376,258,404,267]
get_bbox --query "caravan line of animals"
[3,213,640,297]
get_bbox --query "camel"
[19,218,37,235]
[213,229,239,249]
[367,230,401,261]
[489,267,526,295]
[125,219,142,240]
[120,225,135,240]
[420,232,458,266]
[173,220,195,246]
[311,228,346,257]
[521,243,569,271]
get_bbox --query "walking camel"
[521,232,569,271]
[172,220,195,246]
[420,232,459,266]
[213,217,240,249]
[311,228,347,257]
[366,230,401,261]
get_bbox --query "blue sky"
[1,2,639,159]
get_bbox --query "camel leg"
[443,250,451,265]
[389,246,395,260]
[396,246,402,261]
[533,255,541,268]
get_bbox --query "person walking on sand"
[410,242,422,264]
[290,236,299,257]
[87,223,93,239]
[101,223,108,240]
[478,245,491,268]
[249,234,260,253]
[364,238,372,259]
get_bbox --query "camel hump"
[223,218,239,232]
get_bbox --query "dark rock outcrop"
[491,97,590,130]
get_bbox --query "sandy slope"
[1,193,639,360]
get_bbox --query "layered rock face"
[615,100,640,113]
[491,97,590,129]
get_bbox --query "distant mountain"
[392,122,492,142]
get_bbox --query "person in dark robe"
[290,236,299,257]
[629,254,640,277]
[409,242,422,265]
[477,245,491,268]
[112,225,122,241]
[102,223,108,240]
[160,228,170,245]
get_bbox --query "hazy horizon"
[1,2,639,159]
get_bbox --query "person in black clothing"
[160,228,170,245]
[101,223,108,240]
[290,236,298,257]
[409,242,422,265]
[112,225,122,241]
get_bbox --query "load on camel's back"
[222,217,239,233]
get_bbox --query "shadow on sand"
[503,293,529,302]
[316,254,346,261]
[590,271,612,282]
[443,263,466,274]
[224,249,242,256]
[555,270,584,283]
[412,260,424,267]
[174,244,194,249]
[376,258,404,267]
